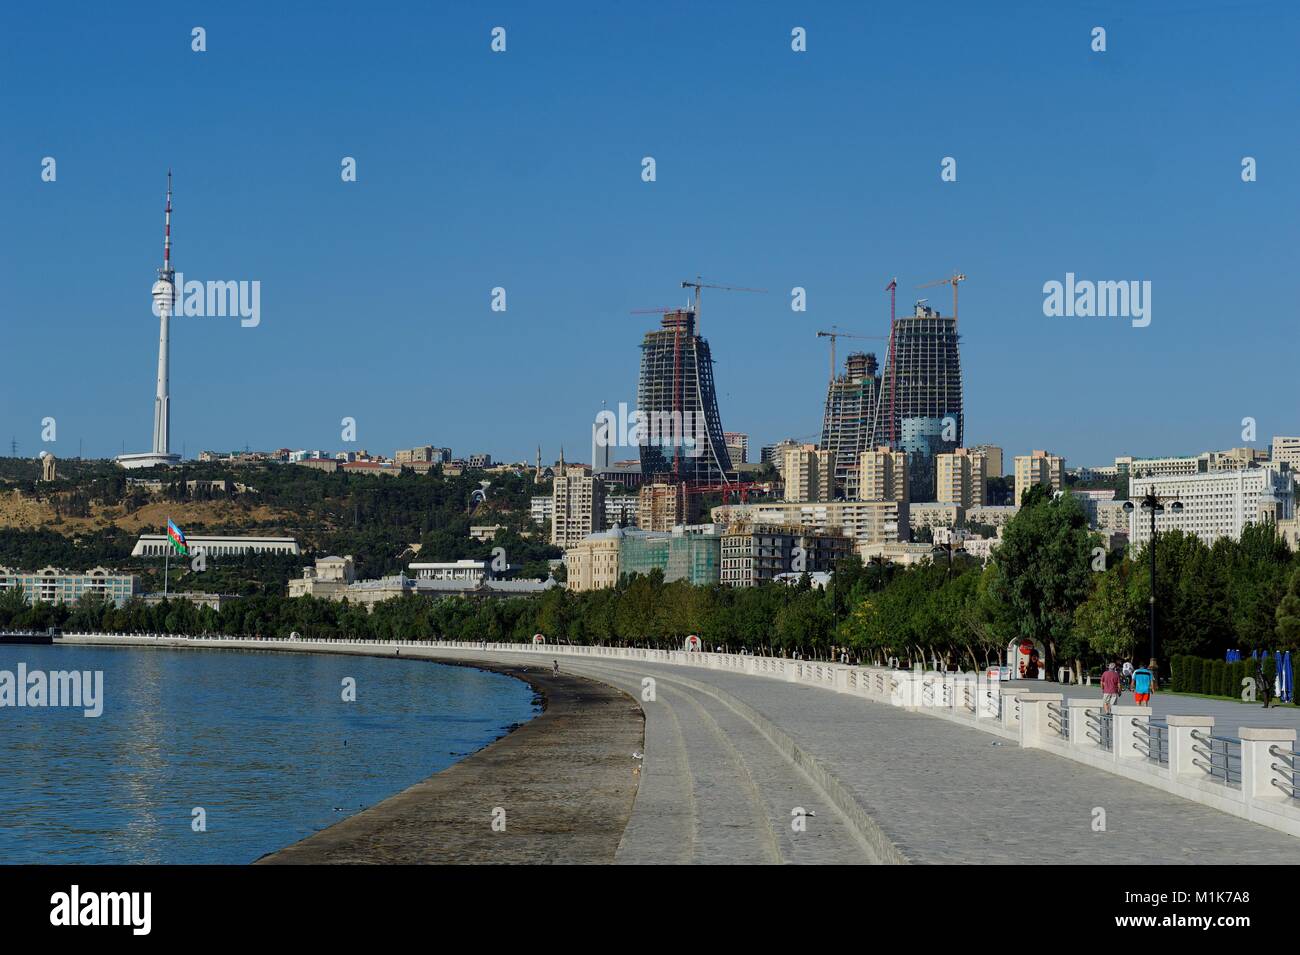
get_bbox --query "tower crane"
[680,276,767,333]
[915,272,968,324]
[815,326,887,381]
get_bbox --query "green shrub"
[1188,656,1204,694]
[1170,655,1185,693]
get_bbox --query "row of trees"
[4,480,1299,678]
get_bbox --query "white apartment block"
[605,495,640,528]
[530,495,554,526]
[1128,468,1296,548]
[859,446,908,504]
[1014,450,1064,505]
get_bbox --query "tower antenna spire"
[161,169,173,279]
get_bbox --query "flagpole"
[164,515,170,599]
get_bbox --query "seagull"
[632,751,644,760]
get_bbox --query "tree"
[1277,567,1300,651]
[988,484,1096,670]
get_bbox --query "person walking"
[1132,663,1155,707]
[1121,659,1134,693]
[552,659,559,677]
[1100,663,1121,713]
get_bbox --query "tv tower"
[117,172,182,469]
[151,170,175,457]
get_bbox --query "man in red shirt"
[1100,663,1121,713]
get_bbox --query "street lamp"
[1123,490,1183,671]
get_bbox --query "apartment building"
[936,447,987,508]
[720,523,854,587]
[713,499,907,548]
[0,566,141,608]
[858,446,908,503]
[782,444,834,503]
[552,455,605,549]
[1014,449,1065,505]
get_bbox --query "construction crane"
[815,326,887,381]
[915,272,968,324]
[681,276,767,334]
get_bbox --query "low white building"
[1129,468,1296,548]
[132,534,299,558]
[408,560,491,584]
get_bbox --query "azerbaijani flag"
[166,519,189,556]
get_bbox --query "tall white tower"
[151,170,175,456]
[117,172,182,469]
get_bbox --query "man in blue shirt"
[1132,665,1155,706]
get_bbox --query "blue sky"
[2,0,1296,469]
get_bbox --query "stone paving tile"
[580,660,1298,865]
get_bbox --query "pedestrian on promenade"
[1132,663,1154,707]
[1100,663,1121,713]
[1121,659,1134,692]
[552,659,559,676]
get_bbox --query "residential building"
[909,502,964,532]
[1271,437,1300,474]
[1014,449,1065,505]
[936,447,987,508]
[972,444,1004,478]
[857,541,938,567]
[638,482,697,532]
[1129,468,1296,548]
[723,432,749,466]
[858,446,908,503]
[467,453,493,469]
[530,495,554,527]
[713,499,907,548]
[551,451,605,548]
[469,525,505,542]
[395,446,452,465]
[0,566,140,608]
[605,495,640,528]
[720,523,854,587]
[782,444,833,503]
[966,504,1019,529]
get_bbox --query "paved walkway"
[514,654,1297,864]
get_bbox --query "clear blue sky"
[2,0,1296,468]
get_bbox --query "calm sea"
[0,644,538,864]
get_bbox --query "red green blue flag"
[166,519,189,556]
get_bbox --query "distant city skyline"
[3,2,1297,467]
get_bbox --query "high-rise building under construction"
[637,309,732,485]
[820,351,880,499]
[872,301,964,500]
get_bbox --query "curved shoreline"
[56,637,646,864]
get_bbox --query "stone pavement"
[510,654,1297,864]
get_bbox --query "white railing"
[53,631,1300,840]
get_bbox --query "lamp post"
[1123,490,1183,671]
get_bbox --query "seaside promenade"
[57,635,1300,864]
